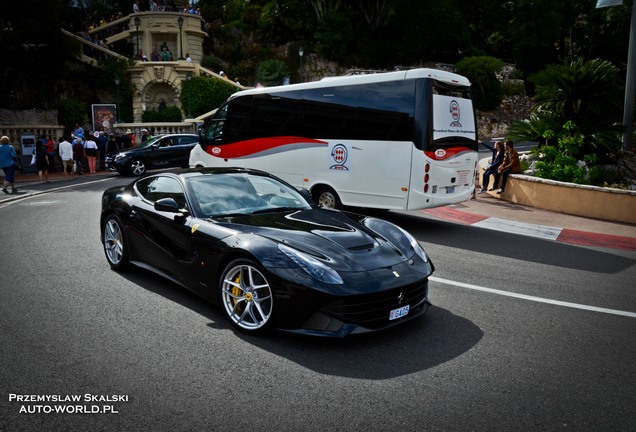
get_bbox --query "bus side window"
[206,120,224,142]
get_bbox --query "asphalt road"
[1,178,634,432]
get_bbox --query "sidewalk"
[422,194,636,251]
[1,168,118,202]
[4,168,636,251]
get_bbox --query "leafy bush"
[456,56,504,111]
[180,76,238,118]
[201,55,224,74]
[530,121,623,186]
[141,106,183,122]
[502,80,525,96]
[255,59,290,87]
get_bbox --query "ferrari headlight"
[278,244,343,285]
[397,226,429,263]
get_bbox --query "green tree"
[180,76,238,118]
[256,59,290,86]
[58,100,87,133]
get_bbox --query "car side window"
[176,136,198,145]
[136,176,187,208]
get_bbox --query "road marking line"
[472,217,562,241]
[430,276,636,318]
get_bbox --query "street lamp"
[134,15,141,59]
[298,47,304,82]
[177,16,185,60]
[115,78,121,123]
[186,72,192,118]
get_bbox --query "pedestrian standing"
[121,129,133,148]
[97,131,109,170]
[0,135,19,194]
[85,133,99,173]
[36,135,50,183]
[72,135,85,175]
[58,134,74,180]
[141,128,150,142]
[73,123,84,138]
[46,134,57,172]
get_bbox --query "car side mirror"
[155,198,183,213]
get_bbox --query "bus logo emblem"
[329,143,350,170]
[449,100,462,127]
[435,149,446,158]
[212,147,221,155]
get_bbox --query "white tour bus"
[189,68,478,210]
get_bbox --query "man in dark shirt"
[120,130,133,149]
[72,138,85,175]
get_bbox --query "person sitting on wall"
[497,140,521,194]
[478,140,505,193]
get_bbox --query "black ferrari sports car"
[100,167,434,337]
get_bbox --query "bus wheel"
[314,186,341,209]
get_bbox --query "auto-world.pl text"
[9,393,128,414]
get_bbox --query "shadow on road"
[380,211,635,274]
[119,268,483,380]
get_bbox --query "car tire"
[128,158,147,176]
[103,214,130,271]
[219,258,273,333]
[313,186,342,209]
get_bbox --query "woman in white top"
[85,133,99,173]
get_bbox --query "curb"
[422,207,636,252]
[1,172,117,204]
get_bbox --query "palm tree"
[509,58,624,160]
[532,58,622,133]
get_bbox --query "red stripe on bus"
[205,137,328,158]
[424,147,475,161]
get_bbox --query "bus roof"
[231,68,471,100]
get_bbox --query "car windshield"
[187,173,312,218]
[133,135,163,149]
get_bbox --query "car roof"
[135,167,273,180]
[178,166,273,179]
[150,133,198,139]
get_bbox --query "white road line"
[430,276,636,318]
[472,217,563,241]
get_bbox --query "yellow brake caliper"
[231,274,244,313]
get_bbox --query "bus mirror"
[299,188,313,203]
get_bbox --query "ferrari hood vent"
[220,208,405,271]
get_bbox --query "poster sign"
[92,104,117,135]
[432,94,476,141]
[19,134,37,173]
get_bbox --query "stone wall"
[0,109,58,125]
[478,159,636,224]
[477,95,533,140]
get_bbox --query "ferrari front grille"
[319,280,428,327]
